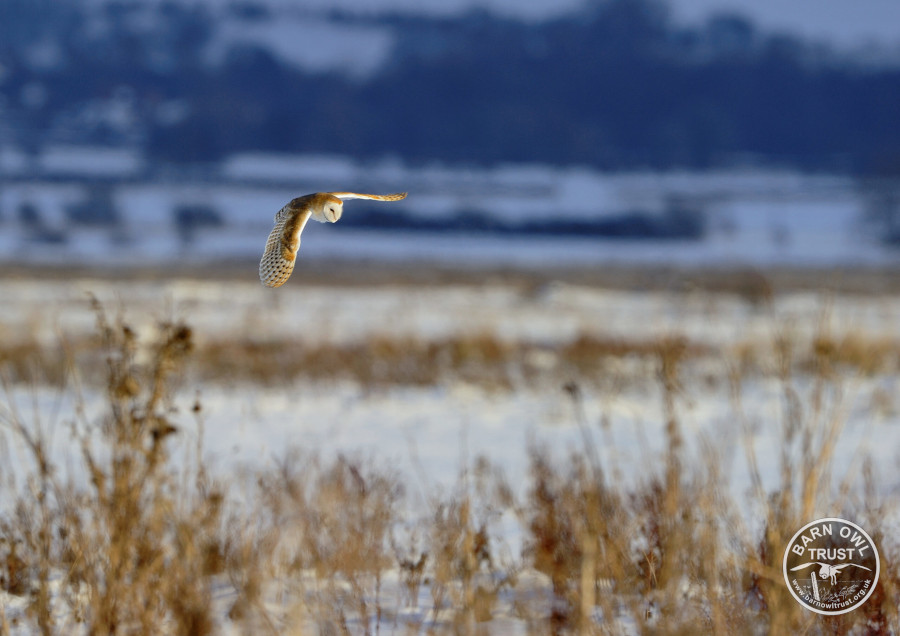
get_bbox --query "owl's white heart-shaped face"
[322,200,343,223]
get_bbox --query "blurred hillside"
[1,0,898,172]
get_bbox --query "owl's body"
[259,191,407,287]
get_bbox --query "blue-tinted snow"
[0,153,894,268]
[203,15,394,77]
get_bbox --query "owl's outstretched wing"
[259,203,312,288]
[328,192,408,202]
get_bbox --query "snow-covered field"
[3,274,900,496]
[2,271,900,632]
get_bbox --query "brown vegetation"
[0,301,898,634]
[5,327,900,392]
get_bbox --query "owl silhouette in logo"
[790,561,873,586]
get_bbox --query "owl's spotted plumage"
[259,191,407,287]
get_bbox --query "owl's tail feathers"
[259,232,296,288]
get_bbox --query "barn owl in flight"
[259,191,407,287]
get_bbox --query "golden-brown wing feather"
[328,192,408,202]
[259,203,312,288]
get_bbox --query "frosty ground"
[1,265,900,633]
[3,267,900,515]
[5,268,900,487]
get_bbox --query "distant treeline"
[2,0,899,173]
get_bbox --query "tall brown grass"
[0,300,897,634]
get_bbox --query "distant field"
[8,261,900,294]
